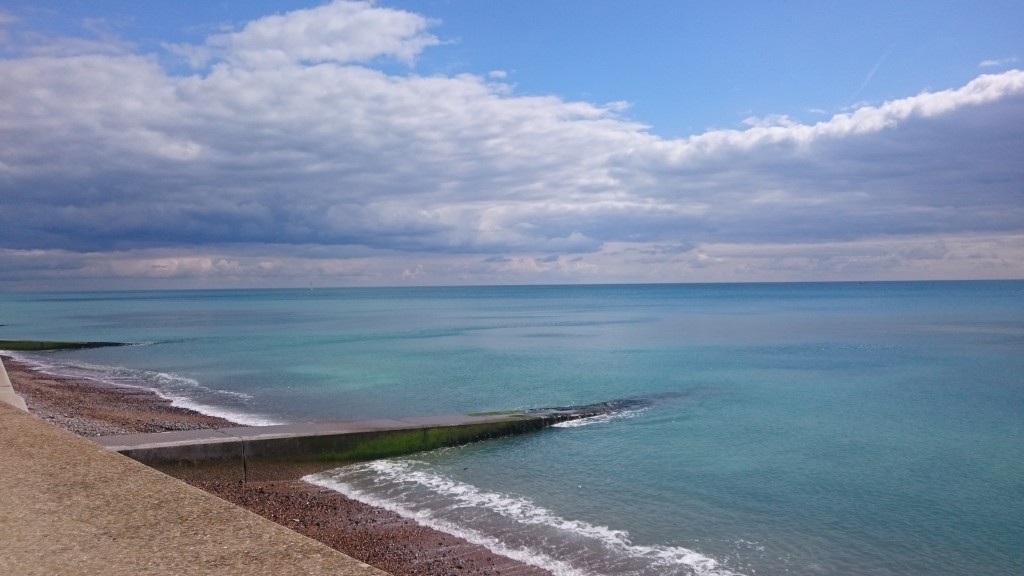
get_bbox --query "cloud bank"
[1,1,1022,288]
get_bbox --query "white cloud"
[980,57,1018,68]
[0,10,17,43]
[675,70,1024,155]
[3,232,1021,291]
[168,0,439,68]
[0,2,1022,287]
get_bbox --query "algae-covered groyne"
[0,340,130,351]
[94,400,638,482]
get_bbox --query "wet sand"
[3,356,551,576]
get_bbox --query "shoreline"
[3,355,237,436]
[3,355,552,576]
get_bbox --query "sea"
[2,281,1022,576]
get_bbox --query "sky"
[1,1,1022,290]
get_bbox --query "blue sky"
[1,1,1022,289]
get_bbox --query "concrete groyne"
[94,404,622,481]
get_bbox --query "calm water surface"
[2,282,1022,575]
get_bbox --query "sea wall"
[0,357,29,411]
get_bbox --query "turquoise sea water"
[2,282,1022,575]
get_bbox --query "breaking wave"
[307,459,743,576]
[3,352,282,426]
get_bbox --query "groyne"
[94,403,624,482]
[0,339,130,351]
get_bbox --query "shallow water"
[3,281,1022,575]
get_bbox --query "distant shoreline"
[3,355,551,576]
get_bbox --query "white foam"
[552,407,649,428]
[135,369,283,426]
[152,388,282,427]
[305,472,592,576]
[3,352,283,427]
[307,460,743,576]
